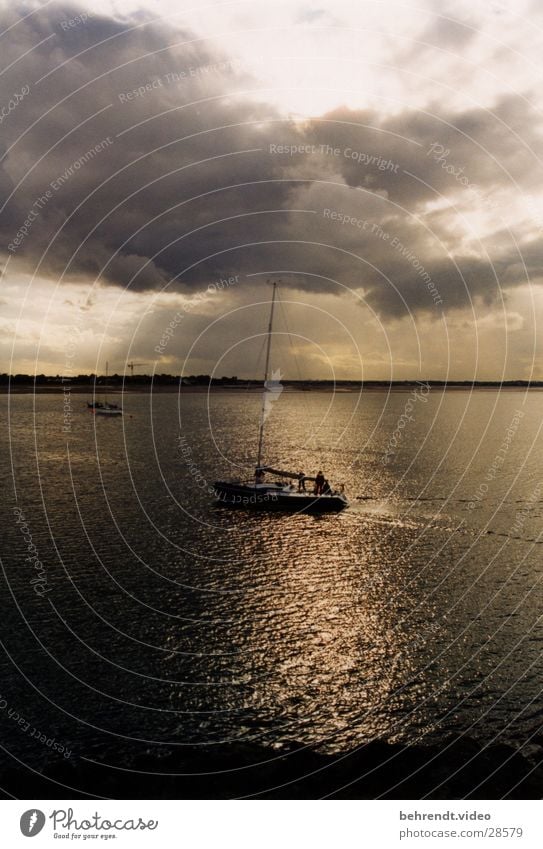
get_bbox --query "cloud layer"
[1,2,542,332]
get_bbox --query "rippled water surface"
[1,389,543,772]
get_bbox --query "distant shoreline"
[1,382,542,395]
[0,383,543,399]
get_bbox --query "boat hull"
[94,408,122,416]
[213,481,348,513]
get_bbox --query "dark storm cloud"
[0,4,303,287]
[1,3,542,319]
[292,99,543,313]
[304,99,542,207]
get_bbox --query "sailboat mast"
[256,281,277,469]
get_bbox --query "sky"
[1,0,543,379]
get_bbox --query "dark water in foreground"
[1,389,543,791]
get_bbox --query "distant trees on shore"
[0,373,241,386]
[0,373,539,388]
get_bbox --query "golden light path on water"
[2,390,543,770]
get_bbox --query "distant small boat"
[94,404,122,417]
[88,362,122,417]
[214,283,348,513]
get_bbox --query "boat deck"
[214,480,348,513]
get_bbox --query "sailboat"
[213,283,348,513]
[88,362,122,417]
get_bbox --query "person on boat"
[322,479,332,495]
[297,471,306,492]
[315,470,325,494]
[255,468,265,485]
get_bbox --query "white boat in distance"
[213,283,348,513]
[94,404,122,417]
[88,362,122,417]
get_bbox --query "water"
[1,388,543,778]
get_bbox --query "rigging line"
[277,290,302,378]
[276,289,317,450]
[256,280,277,468]
[251,332,268,389]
